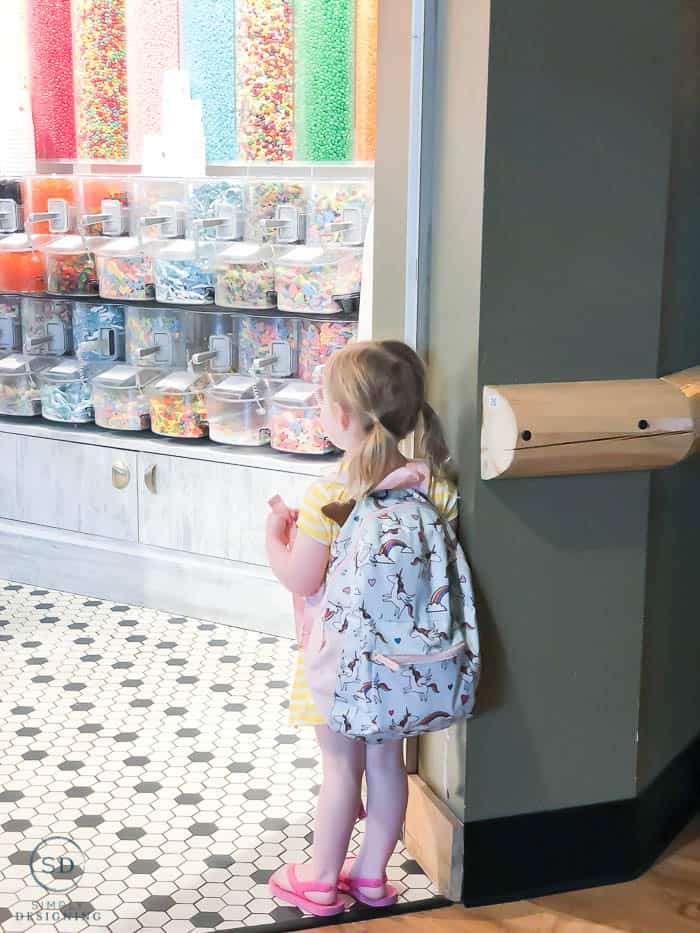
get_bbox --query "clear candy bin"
[0,354,52,416]
[274,246,362,314]
[41,235,101,296]
[152,240,215,305]
[269,380,334,455]
[146,368,212,438]
[92,364,164,431]
[38,358,110,424]
[215,243,277,309]
[206,375,275,447]
[95,237,155,301]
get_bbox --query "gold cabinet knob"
[112,462,130,490]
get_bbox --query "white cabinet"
[0,431,138,541]
[136,452,310,565]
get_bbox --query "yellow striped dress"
[289,468,460,727]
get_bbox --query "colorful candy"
[45,250,99,296]
[355,0,378,161]
[269,405,333,454]
[236,0,294,161]
[181,0,237,161]
[149,393,208,438]
[94,385,151,430]
[153,257,215,305]
[298,318,357,381]
[27,0,76,159]
[125,309,186,367]
[238,315,298,376]
[307,183,372,244]
[247,182,306,242]
[72,303,125,361]
[0,354,50,416]
[74,0,128,160]
[295,0,354,161]
[96,240,155,301]
[275,248,362,314]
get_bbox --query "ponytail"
[419,400,456,483]
[344,416,397,500]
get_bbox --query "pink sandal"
[268,864,346,917]
[337,855,399,907]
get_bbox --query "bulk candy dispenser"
[269,379,334,455]
[275,246,362,315]
[0,298,23,354]
[0,178,26,235]
[246,181,307,244]
[125,307,190,368]
[206,374,274,447]
[72,304,125,362]
[215,243,277,310]
[194,311,237,374]
[134,179,186,244]
[306,181,372,245]
[25,175,77,236]
[237,315,298,378]
[38,358,110,424]
[92,364,164,432]
[78,176,131,236]
[186,179,245,242]
[152,239,216,305]
[41,235,101,296]
[21,298,73,357]
[146,364,214,438]
[298,318,357,382]
[0,234,47,292]
[95,238,155,301]
[0,354,53,416]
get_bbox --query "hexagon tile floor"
[0,579,448,933]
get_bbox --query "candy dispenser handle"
[191,350,218,367]
[192,218,226,258]
[136,345,159,359]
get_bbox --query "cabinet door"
[137,453,312,565]
[0,432,138,541]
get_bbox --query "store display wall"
[7,0,377,162]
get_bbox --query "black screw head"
[638,419,649,430]
[521,430,532,442]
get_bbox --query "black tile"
[189,822,218,836]
[2,819,31,832]
[176,793,203,806]
[128,858,160,874]
[134,782,161,794]
[188,752,214,763]
[0,790,24,802]
[244,789,270,800]
[23,750,48,761]
[65,786,94,798]
[117,827,145,841]
[124,756,150,767]
[191,911,224,928]
[58,760,85,772]
[75,815,104,828]
[143,894,176,911]
[204,854,235,869]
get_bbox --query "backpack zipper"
[371,642,465,672]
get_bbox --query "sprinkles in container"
[269,379,334,455]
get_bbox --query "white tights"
[310,724,408,883]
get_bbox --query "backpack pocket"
[329,641,478,743]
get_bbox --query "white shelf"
[0,416,339,476]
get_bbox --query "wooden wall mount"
[481,366,700,480]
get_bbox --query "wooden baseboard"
[404,773,463,901]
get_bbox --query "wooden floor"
[335,811,700,932]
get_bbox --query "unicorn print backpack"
[303,463,481,743]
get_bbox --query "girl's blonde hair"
[324,339,455,498]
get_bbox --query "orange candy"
[0,249,46,293]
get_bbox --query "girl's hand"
[266,510,294,547]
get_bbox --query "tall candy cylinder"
[181,0,236,162]
[73,0,128,160]
[236,0,294,161]
[294,0,354,161]
[354,0,377,161]
[127,0,180,162]
[27,0,77,159]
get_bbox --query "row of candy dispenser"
[0,297,355,452]
[0,176,370,314]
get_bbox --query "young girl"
[265,340,459,916]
